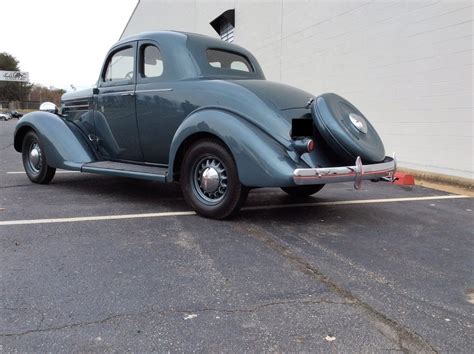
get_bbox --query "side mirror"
[39,102,58,114]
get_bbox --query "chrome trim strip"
[293,156,397,189]
[62,104,90,109]
[135,88,174,93]
[99,90,135,96]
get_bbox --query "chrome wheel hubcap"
[28,142,42,173]
[192,157,228,205]
[201,167,220,193]
[30,147,40,166]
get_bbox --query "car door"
[135,40,183,165]
[95,42,143,162]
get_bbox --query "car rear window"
[206,49,253,72]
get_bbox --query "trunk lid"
[228,80,312,110]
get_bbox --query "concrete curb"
[398,167,474,196]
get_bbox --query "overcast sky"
[1,0,137,91]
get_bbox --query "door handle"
[120,91,135,96]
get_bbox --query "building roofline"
[119,0,140,40]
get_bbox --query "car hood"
[228,79,313,110]
[62,87,94,102]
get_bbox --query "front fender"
[14,112,96,170]
[168,108,300,187]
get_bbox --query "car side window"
[141,45,163,78]
[104,47,135,82]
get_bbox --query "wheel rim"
[27,141,42,174]
[191,155,228,205]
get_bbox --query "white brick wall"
[122,0,473,179]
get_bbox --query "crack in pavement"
[0,306,45,334]
[234,222,438,353]
[0,143,13,150]
[0,297,351,337]
[0,184,36,190]
[292,229,474,326]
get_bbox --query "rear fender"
[168,108,298,187]
[14,112,96,170]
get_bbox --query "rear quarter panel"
[169,108,299,187]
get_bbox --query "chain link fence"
[0,100,40,111]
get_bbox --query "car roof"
[115,31,265,80]
[118,30,247,52]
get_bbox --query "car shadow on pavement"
[48,173,184,199]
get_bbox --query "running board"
[81,161,167,182]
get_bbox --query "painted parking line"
[0,195,469,226]
[0,210,197,226]
[242,194,470,210]
[6,170,80,174]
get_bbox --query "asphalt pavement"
[0,119,473,352]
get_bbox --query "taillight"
[292,138,315,154]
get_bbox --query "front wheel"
[281,184,325,197]
[180,140,248,219]
[22,131,56,184]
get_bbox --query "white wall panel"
[122,0,473,179]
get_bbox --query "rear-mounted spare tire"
[310,93,385,164]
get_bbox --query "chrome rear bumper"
[293,155,397,189]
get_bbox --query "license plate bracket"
[291,119,314,138]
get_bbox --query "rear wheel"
[180,140,248,219]
[281,184,325,197]
[22,131,56,184]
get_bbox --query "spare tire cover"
[311,93,385,163]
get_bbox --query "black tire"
[281,184,325,197]
[21,131,56,184]
[180,139,248,219]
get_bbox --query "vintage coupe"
[14,31,396,219]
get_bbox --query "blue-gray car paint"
[14,31,327,187]
[14,111,96,170]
